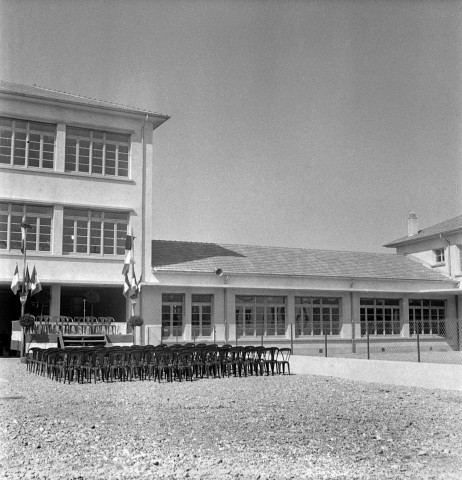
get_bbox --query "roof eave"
[0,89,170,124]
[384,226,462,248]
[152,268,457,285]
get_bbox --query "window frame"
[295,297,341,337]
[360,298,401,336]
[162,294,184,339]
[433,248,445,264]
[0,117,55,169]
[191,294,213,338]
[409,299,446,336]
[65,127,130,178]
[235,296,286,338]
[0,203,52,252]
[62,208,128,256]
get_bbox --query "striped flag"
[30,266,42,296]
[11,264,20,295]
[24,265,31,293]
[123,273,131,298]
[122,235,133,275]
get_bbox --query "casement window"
[295,297,340,337]
[62,208,128,255]
[409,299,445,336]
[0,117,55,169]
[235,296,286,337]
[0,203,52,252]
[162,294,184,339]
[360,298,400,336]
[434,248,445,263]
[192,294,213,337]
[65,127,129,177]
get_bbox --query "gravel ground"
[1,358,461,480]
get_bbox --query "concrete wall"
[290,355,462,391]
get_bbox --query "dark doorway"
[60,287,125,322]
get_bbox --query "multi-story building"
[384,212,462,281]
[0,80,169,351]
[1,80,461,355]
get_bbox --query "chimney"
[407,212,418,236]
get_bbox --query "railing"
[28,316,126,335]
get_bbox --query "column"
[53,205,63,255]
[285,293,295,339]
[183,292,192,341]
[49,285,61,317]
[401,297,410,336]
[55,124,66,172]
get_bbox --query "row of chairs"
[26,345,291,384]
[30,315,118,335]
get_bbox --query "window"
[162,294,184,339]
[192,294,213,337]
[295,297,340,336]
[0,117,55,169]
[0,203,52,252]
[235,296,286,337]
[434,248,445,263]
[360,299,400,336]
[409,299,445,336]
[63,208,128,255]
[65,127,129,177]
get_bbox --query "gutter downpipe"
[140,115,148,344]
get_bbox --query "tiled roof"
[152,240,454,282]
[384,214,462,247]
[0,80,170,119]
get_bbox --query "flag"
[30,266,42,296]
[130,269,138,299]
[11,264,20,295]
[24,265,31,293]
[122,234,133,275]
[20,217,31,254]
[123,273,131,298]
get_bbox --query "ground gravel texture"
[1,358,461,480]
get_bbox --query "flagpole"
[19,218,32,360]
[130,228,137,317]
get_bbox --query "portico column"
[401,297,410,336]
[183,292,192,341]
[49,285,61,317]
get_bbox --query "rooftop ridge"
[152,238,396,257]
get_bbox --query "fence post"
[324,329,328,357]
[416,320,421,363]
[367,322,370,360]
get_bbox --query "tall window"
[65,127,129,177]
[360,299,400,336]
[0,117,55,169]
[0,203,52,252]
[63,208,128,255]
[235,296,286,337]
[162,294,184,339]
[192,294,213,337]
[295,297,340,337]
[409,300,445,336]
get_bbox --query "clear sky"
[1,0,461,253]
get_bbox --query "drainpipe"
[140,115,148,342]
[440,235,452,277]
